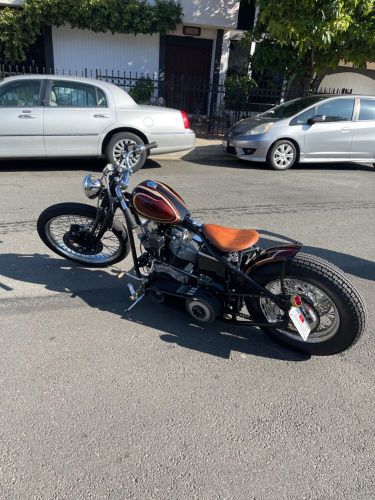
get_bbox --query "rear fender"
[245,244,302,275]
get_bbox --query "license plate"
[288,307,311,341]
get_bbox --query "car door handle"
[18,111,37,119]
[93,114,110,118]
[341,127,351,132]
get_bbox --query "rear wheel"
[37,203,130,267]
[105,131,147,171]
[245,253,367,355]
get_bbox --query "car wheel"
[267,140,297,170]
[105,132,147,171]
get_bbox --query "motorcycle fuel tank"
[132,180,190,224]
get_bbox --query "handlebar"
[142,141,157,152]
[117,141,158,182]
[121,141,158,161]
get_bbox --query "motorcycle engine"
[137,222,203,283]
[169,226,201,263]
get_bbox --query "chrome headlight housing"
[82,175,103,199]
[247,122,273,135]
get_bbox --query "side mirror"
[307,115,326,125]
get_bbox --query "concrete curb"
[149,138,228,161]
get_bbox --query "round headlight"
[82,175,103,199]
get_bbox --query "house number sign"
[183,26,201,36]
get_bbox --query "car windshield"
[260,96,327,119]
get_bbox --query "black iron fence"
[0,64,353,137]
[96,70,289,136]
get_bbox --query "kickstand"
[125,282,145,312]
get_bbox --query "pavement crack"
[0,199,374,235]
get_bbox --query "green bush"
[224,74,257,109]
[0,0,182,62]
[129,77,154,104]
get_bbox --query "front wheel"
[245,253,367,355]
[267,140,297,170]
[37,203,130,267]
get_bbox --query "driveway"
[0,156,374,499]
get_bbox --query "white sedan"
[0,75,195,168]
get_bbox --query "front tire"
[267,140,297,170]
[245,253,367,355]
[37,203,130,267]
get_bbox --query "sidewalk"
[150,138,227,161]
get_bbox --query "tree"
[243,0,375,91]
[0,0,182,63]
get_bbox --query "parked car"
[0,75,195,168]
[224,95,375,170]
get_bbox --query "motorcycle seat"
[203,224,260,253]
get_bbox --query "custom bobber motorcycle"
[37,143,367,355]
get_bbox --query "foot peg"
[125,282,145,312]
[117,270,144,282]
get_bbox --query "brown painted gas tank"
[132,180,190,224]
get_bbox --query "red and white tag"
[288,307,311,341]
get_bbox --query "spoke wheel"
[259,278,339,343]
[244,253,367,355]
[46,215,122,265]
[37,203,130,268]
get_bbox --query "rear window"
[359,99,375,120]
[49,81,107,107]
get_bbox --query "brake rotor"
[63,230,103,255]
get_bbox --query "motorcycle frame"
[100,193,300,324]
[84,150,302,326]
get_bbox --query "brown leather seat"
[203,224,260,252]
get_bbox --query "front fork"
[88,206,113,243]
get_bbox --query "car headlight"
[82,175,103,199]
[247,123,273,135]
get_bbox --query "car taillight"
[180,110,190,129]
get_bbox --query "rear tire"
[37,203,130,267]
[245,253,367,355]
[105,132,147,171]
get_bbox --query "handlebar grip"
[143,141,158,152]
[123,205,138,229]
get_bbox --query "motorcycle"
[37,142,367,355]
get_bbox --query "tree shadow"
[0,252,308,362]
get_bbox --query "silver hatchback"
[224,95,375,170]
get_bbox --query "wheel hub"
[259,278,338,343]
[63,227,103,255]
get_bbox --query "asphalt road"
[0,156,374,499]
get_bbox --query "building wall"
[0,1,24,4]
[179,0,240,29]
[319,69,375,95]
[52,26,160,76]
